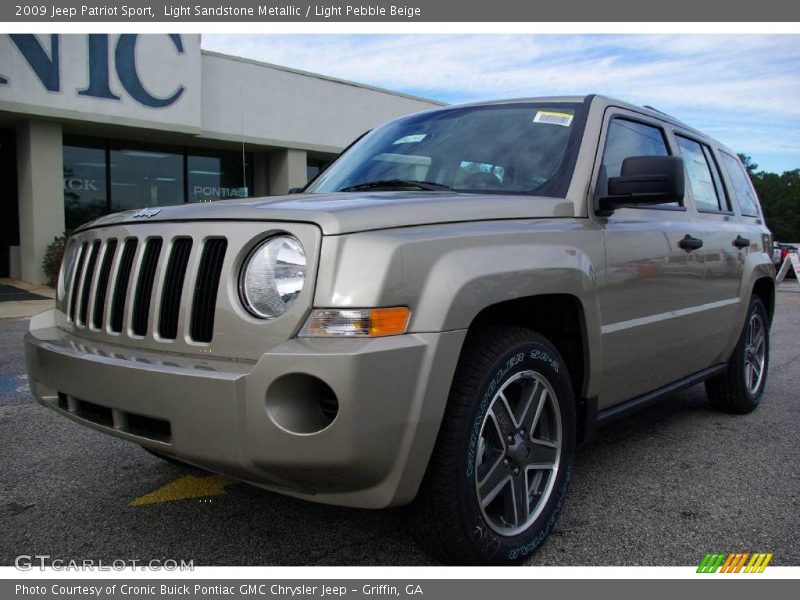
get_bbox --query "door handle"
[733,235,751,249]
[678,234,703,252]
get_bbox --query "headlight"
[240,235,306,319]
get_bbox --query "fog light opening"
[266,374,339,434]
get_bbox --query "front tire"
[705,296,770,414]
[413,326,576,565]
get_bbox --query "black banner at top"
[3,0,800,22]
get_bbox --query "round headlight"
[240,235,306,319]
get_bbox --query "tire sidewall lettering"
[462,342,573,563]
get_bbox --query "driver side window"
[598,118,678,208]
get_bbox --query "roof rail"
[642,104,675,119]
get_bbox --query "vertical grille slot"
[78,240,101,326]
[68,242,89,322]
[158,238,193,340]
[190,238,228,343]
[110,239,138,333]
[131,238,163,337]
[92,239,118,329]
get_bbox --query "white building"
[0,34,441,283]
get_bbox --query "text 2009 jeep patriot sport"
[26,95,775,564]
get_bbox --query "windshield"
[306,102,586,197]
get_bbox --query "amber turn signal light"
[299,307,411,337]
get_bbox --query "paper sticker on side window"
[533,111,574,127]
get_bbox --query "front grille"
[65,232,228,344]
[68,242,87,322]
[78,240,101,326]
[158,238,193,340]
[131,238,163,336]
[92,239,117,329]
[190,238,228,343]
[110,239,138,333]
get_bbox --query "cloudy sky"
[203,35,800,173]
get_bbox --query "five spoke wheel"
[744,311,766,396]
[475,371,562,536]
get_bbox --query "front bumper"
[25,310,465,508]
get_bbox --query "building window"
[63,137,108,232]
[306,158,329,184]
[109,142,184,213]
[63,135,255,230]
[188,149,252,202]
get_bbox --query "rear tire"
[705,296,769,414]
[413,326,576,565]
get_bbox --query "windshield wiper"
[339,179,455,192]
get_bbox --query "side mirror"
[597,155,684,216]
[288,187,305,195]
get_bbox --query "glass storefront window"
[188,150,252,202]
[109,142,184,213]
[63,137,108,232]
[63,136,256,230]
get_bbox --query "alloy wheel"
[474,370,562,536]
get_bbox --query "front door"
[592,110,707,408]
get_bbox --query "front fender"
[314,218,606,393]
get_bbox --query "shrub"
[42,234,67,288]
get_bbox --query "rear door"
[591,109,708,408]
[718,149,768,261]
[671,132,744,365]
[717,149,773,331]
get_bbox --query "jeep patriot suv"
[25,95,775,564]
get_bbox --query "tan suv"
[25,95,775,565]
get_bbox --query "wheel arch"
[752,277,775,325]
[465,294,594,444]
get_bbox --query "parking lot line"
[130,474,238,506]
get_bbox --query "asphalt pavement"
[1,290,798,566]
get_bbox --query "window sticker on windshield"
[393,134,427,144]
[533,111,574,127]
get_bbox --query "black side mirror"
[597,155,684,216]
[288,187,304,195]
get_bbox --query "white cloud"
[202,34,800,169]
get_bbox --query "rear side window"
[599,118,678,208]
[719,151,760,217]
[675,135,728,212]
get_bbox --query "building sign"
[64,177,100,192]
[0,34,201,132]
[192,185,250,200]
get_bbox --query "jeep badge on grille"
[132,208,161,218]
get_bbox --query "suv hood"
[79,191,575,235]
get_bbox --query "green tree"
[738,154,800,241]
[737,153,759,178]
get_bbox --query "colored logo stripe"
[745,553,773,573]
[698,552,773,573]
[697,553,727,573]
[720,553,749,573]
